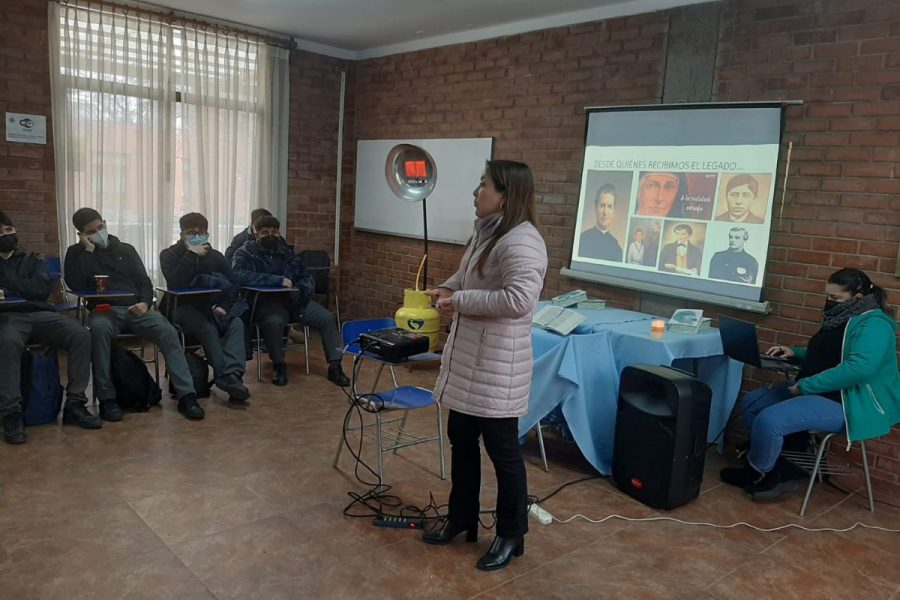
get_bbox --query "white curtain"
[49,0,289,284]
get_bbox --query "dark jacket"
[232,238,314,315]
[224,228,252,263]
[160,242,241,313]
[64,235,152,306]
[0,251,54,313]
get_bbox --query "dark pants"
[253,298,342,365]
[0,311,91,416]
[447,409,529,538]
[174,305,246,381]
[89,306,195,402]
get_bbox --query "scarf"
[821,293,879,331]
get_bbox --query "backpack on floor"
[167,352,211,398]
[111,347,162,411]
[20,349,64,426]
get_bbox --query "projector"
[359,327,430,360]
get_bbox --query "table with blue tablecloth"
[518,305,743,475]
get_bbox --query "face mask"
[260,235,279,251]
[89,229,109,249]
[186,234,208,247]
[823,298,840,313]
[0,233,17,253]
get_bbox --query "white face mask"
[89,229,109,248]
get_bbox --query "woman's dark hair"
[828,268,886,310]
[474,160,537,276]
[0,211,13,228]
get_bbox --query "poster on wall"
[5,112,47,144]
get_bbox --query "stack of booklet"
[532,305,586,336]
[667,309,712,334]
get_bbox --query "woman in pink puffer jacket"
[422,160,548,572]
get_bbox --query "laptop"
[717,315,800,372]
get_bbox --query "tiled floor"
[2,350,900,599]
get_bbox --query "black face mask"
[259,235,279,251]
[823,298,840,313]
[0,233,18,253]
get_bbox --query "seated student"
[0,211,100,443]
[160,212,251,404]
[225,208,271,263]
[720,268,900,500]
[64,208,204,421]
[231,215,349,387]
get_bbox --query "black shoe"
[62,403,103,429]
[177,394,205,420]
[2,412,26,445]
[216,374,250,402]
[99,400,124,422]
[327,362,350,387]
[746,464,801,501]
[476,536,524,571]
[720,466,756,489]
[273,363,288,387]
[423,520,478,545]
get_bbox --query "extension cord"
[528,503,553,525]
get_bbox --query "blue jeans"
[741,382,845,475]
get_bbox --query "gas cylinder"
[395,288,440,352]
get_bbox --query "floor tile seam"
[701,565,741,591]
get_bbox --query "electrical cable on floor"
[548,513,900,534]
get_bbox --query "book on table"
[551,289,587,307]
[667,309,711,334]
[532,305,586,336]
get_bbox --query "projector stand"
[422,197,428,288]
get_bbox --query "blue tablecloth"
[519,306,743,475]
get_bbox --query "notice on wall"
[6,112,47,144]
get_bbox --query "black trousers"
[447,409,529,538]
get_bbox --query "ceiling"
[140,0,711,59]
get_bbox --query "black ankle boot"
[177,394,205,420]
[2,412,26,445]
[327,362,349,387]
[62,403,103,429]
[99,400,123,422]
[476,536,524,571]
[273,362,288,386]
[422,520,478,545]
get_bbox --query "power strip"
[528,503,553,525]
[372,515,426,529]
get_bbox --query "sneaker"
[99,400,124,422]
[327,362,349,387]
[273,362,288,387]
[177,393,205,420]
[62,403,103,429]
[215,374,250,402]
[2,412,26,444]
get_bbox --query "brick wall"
[0,0,58,258]
[342,2,900,499]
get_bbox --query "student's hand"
[765,345,795,359]
[80,233,95,253]
[435,295,454,314]
[128,302,149,316]
[213,306,227,317]
[188,243,210,257]
[788,384,801,396]
[282,278,293,288]
[425,287,452,305]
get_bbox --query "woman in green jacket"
[721,268,900,500]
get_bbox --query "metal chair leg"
[536,422,549,472]
[376,411,385,483]
[860,440,875,513]
[153,344,160,384]
[303,326,310,375]
[800,432,834,517]
[333,423,346,468]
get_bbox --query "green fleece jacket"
[794,309,900,442]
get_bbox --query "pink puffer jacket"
[433,213,548,418]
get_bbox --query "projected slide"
[569,105,784,304]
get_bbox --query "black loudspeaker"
[612,365,712,510]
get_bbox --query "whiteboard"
[354,138,494,245]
